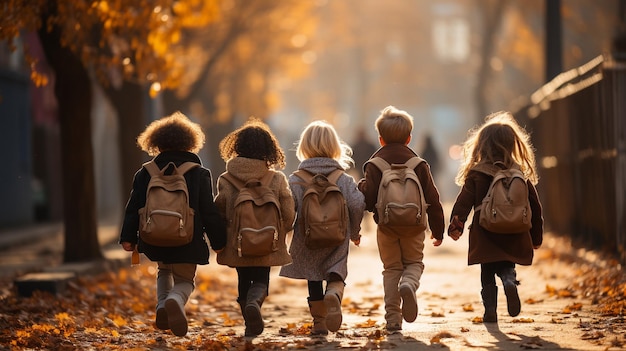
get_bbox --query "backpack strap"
[403,156,424,170]
[293,169,344,186]
[326,169,344,185]
[221,172,245,190]
[364,157,390,172]
[143,160,199,176]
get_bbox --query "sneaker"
[399,284,418,322]
[165,297,188,337]
[155,307,169,330]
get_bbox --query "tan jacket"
[215,157,295,267]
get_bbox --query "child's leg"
[480,263,498,322]
[324,273,345,332]
[397,231,426,323]
[164,263,197,336]
[155,263,174,330]
[376,226,403,330]
[238,266,270,336]
[496,261,520,317]
[307,281,328,335]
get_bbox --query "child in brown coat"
[448,111,543,323]
[358,106,445,331]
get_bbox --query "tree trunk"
[103,81,147,203]
[38,21,102,262]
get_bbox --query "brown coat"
[358,143,445,240]
[450,169,543,266]
[215,157,295,267]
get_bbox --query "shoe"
[481,286,498,323]
[385,322,402,331]
[504,283,521,317]
[165,297,188,337]
[324,281,344,332]
[399,284,418,322]
[155,307,169,330]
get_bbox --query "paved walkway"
[1,214,622,350]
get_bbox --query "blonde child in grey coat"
[279,120,365,335]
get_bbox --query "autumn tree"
[0,0,221,262]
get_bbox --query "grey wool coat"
[215,157,295,267]
[279,158,365,282]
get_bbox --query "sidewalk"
[1,216,623,350]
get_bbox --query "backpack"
[473,162,532,234]
[139,160,199,247]
[221,172,282,257]
[365,157,428,232]
[293,169,348,249]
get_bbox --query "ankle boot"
[500,268,521,317]
[324,281,344,332]
[165,294,188,336]
[481,285,498,323]
[244,283,267,336]
[308,299,328,335]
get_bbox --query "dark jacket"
[119,151,227,264]
[450,168,543,266]
[358,143,445,240]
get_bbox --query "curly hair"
[136,111,205,156]
[219,118,286,169]
[455,111,538,185]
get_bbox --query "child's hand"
[121,242,135,252]
[448,215,464,241]
[432,237,443,247]
[351,236,361,247]
[533,245,541,249]
[214,248,224,254]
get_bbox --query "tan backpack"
[221,172,282,257]
[474,162,532,234]
[293,169,348,249]
[139,161,199,247]
[365,157,428,232]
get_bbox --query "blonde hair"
[375,105,413,144]
[296,120,354,170]
[455,111,538,185]
[137,111,205,156]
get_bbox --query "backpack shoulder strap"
[142,160,161,176]
[404,156,424,170]
[221,172,245,190]
[176,162,200,175]
[293,169,314,184]
[326,169,344,185]
[365,157,390,172]
[259,171,275,187]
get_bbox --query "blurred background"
[1,0,624,262]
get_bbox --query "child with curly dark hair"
[119,111,227,337]
[214,118,295,337]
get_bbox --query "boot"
[499,268,521,317]
[324,281,344,332]
[165,294,188,336]
[481,285,498,323]
[308,299,328,335]
[244,283,267,336]
[155,270,173,330]
[399,283,418,322]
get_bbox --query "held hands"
[448,215,464,241]
[121,242,136,252]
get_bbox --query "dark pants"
[308,273,343,301]
[480,261,515,287]
[236,266,270,300]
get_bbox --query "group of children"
[119,107,543,337]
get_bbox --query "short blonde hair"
[137,111,205,156]
[375,105,413,144]
[296,120,353,170]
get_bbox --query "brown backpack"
[293,169,348,249]
[139,161,199,247]
[221,172,282,257]
[365,157,428,232]
[474,162,532,234]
